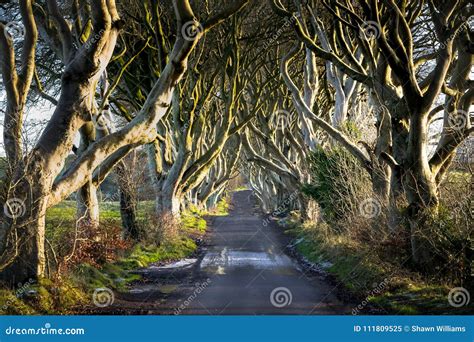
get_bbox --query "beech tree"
[0,0,249,284]
[0,0,470,288]
[270,0,473,268]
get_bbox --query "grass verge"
[0,201,215,315]
[282,215,473,315]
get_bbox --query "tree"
[271,0,473,268]
[0,0,250,284]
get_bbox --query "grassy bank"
[0,201,212,315]
[282,215,472,315]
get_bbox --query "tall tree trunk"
[0,167,49,284]
[120,187,139,240]
[161,187,182,215]
[404,114,439,269]
[1,80,108,283]
[75,125,100,228]
[76,178,100,228]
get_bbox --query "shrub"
[302,145,372,228]
[47,220,131,273]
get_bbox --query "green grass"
[72,236,197,292]
[46,200,154,225]
[207,198,230,216]
[0,278,88,315]
[284,219,473,315]
[1,200,208,315]
[368,283,459,314]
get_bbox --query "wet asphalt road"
[104,190,350,315]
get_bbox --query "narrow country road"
[102,190,350,315]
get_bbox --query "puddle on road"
[149,258,197,270]
[200,249,290,270]
[129,284,178,294]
